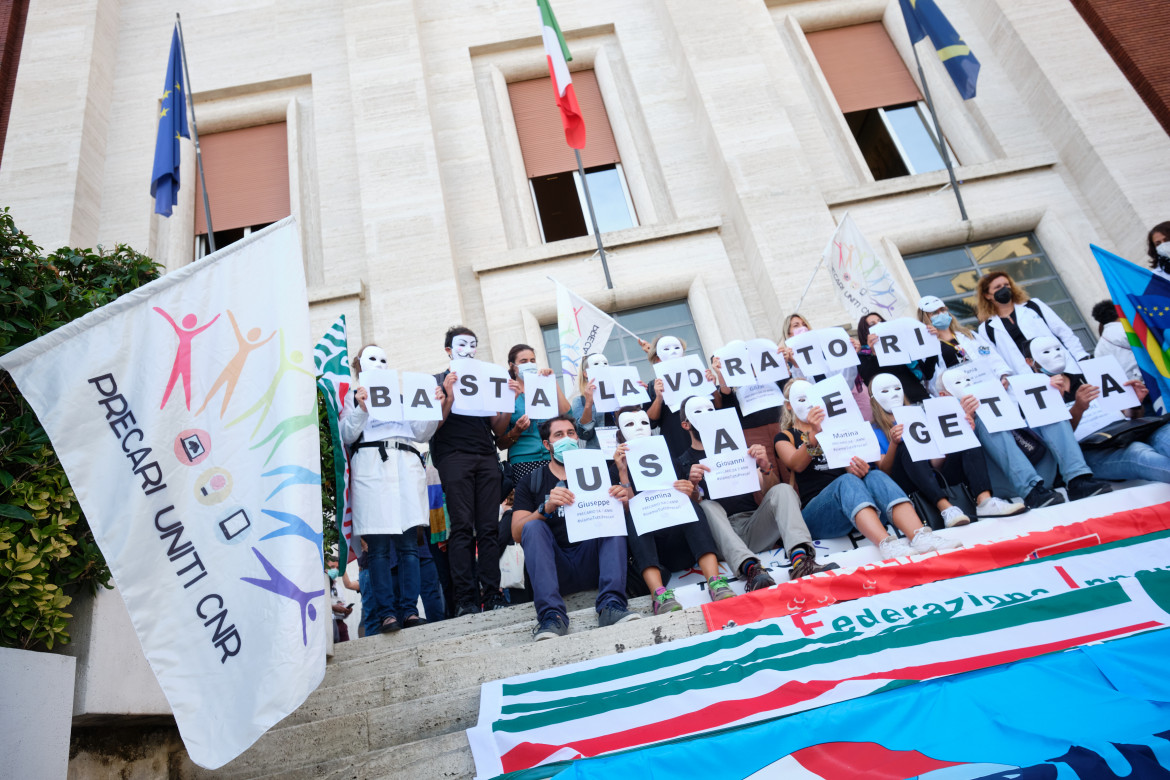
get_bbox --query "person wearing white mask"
[775,379,959,559]
[432,326,512,616]
[644,334,722,457]
[611,405,733,615]
[572,352,629,449]
[342,344,445,633]
[868,373,1024,527]
[976,271,1088,378]
[510,414,639,640]
[501,343,572,481]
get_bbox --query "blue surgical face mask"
[931,313,953,330]
[327,568,338,579]
[551,436,579,462]
[518,363,539,378]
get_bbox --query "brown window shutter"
[807,23,923,114]
[194,122,290,234]
[508,70,620,179]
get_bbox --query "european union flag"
[899,0,981,100]
[150,26,189,217]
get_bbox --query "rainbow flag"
[1093,244,1170,412]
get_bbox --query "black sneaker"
[532,613,569,641]
[1067,476,1113,501]
[1024,483,1064,509]
[598,604,641,627]
[454,602,482,618]
[483,589,510,611]
[789,553,840,581]
[743,562,776,592]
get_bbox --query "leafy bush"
[0,208,162,650]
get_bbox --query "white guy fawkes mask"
[584,353,609,371]
[683,396,715,422]
[618,409,652,440]
[1030,336,1067,376]
[787,380,816,422]
[357,346,388,385]
[941,368,973,397]
[449,334,477,360]
[656,336,684,361]
[870,373,905,413]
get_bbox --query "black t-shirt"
[674,446,757,516]
[513,465,574,549]
[776,428,846,508]
[724,383,783,430]
[1000,311,1029,356]
[429,370,498,466]
[648,383,693,458]
[857,350,935,404]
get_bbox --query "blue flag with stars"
[899,0,980,100]
[150,26,189,217]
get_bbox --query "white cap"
[918,295,945,313]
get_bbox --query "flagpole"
[175,13,216,253]
[574,149,613,289]
[908,41,968,222]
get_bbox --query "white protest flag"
[0,219,325,769]
[554,280,619,394]
[822,212,910,321]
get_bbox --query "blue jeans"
[1034,420,1091,483]
[520,519,627,622]
[1083,424,1170,483]
[801,471,910,539]
[365,532,419,626]
[359,567,381,637]
[974,418,1041,497]
[418,548,446,622]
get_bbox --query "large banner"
[822,213,909,320]
[555,281,616,394]
[467,537,1170,778]
[0,218,325,769]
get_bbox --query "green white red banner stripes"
[468,533,1170,778]
[538,0,585,149]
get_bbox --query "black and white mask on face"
[618,409,652,440]
[683,396,715,423]
[787,380,816,422]
[1031,336,1067,375]
[656,337,684,361]
[449,334,477,360]
[357,346,388,385]
[584,353,609,371]
[870,373,905,412]
[940,368,973,397]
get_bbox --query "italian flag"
[538,0,585,149]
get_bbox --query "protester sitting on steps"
[643,334,722,458]
[510,414,640,641]
[976,270,1089,379]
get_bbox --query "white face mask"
[656,337,684,361]
[357,346,388,385]
[1031,336,1067,375]
[940,368,973,397]
[787,380,816,422]
[617,410,652,440]
[1158,243,1170,260]
[517,363,539,378]
[584,353,609,371]
[449,334,477,360]
[683,396,715,422]
[870,373,905,412]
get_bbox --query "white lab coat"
[1095,321,1142,381]
[978,299,1088,378]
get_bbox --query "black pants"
[892,444,991,506]
[624,501,718,587]
[437,451,503,608]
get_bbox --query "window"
[808,23,955,181]
[542,300,702,386]
[509,70,637,243]
[194,122,290,257]
[904,233,1095,349]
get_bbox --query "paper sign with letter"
[361,368,403,423]
[449,358,496,417]
[785,331,829,378]
[950,359,998,387]
[400,372,443,422]
[691,408,748,458]
[969,380,1025,433]
[748,338,790,383]
[629,489,697,535]
[625,435,676,492]
[700,453,759,499]
[923,396,980,454]
[595,426,619,459]
[610,366,650,407]
[1078,356,1140,414]
[817,424,881,469]
[654,355,715,412]
[736,382,784,418]
[523,372,559,420]
[562,449,626,542]
[810,373,862,431]
[818,327,860,373]
[893,405,944,461]
[1073,400,1125,440]
[1008,373,1072,427]
[481,361,517,414]
[871,318,938,366]
[714,342,756,388]
[589,366,623,414]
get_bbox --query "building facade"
[2,0,1169,377]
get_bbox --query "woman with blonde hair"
[975,271,1088,378]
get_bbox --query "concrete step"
[243,730,476,780]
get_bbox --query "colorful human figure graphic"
[240,547,324,646]
[197,310,275,417]
[155,308,220,410]
[259,509,322,547]
[251,401,317,466]
[227,330,314,437]
[262,465,320,501]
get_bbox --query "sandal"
[380,616,401,633]
[403,615,427,628]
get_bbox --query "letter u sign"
[574,467,602,491]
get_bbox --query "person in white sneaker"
[868,373,1026,528]
[775,379,961,560]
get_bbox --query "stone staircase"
[179,591,712,780]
